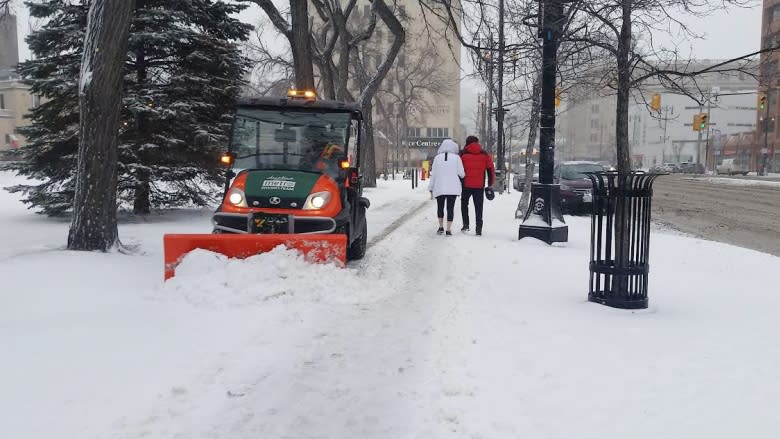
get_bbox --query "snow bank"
[163,246,391,306]
[683,176,780,188]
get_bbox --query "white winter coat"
[427,139,465,197]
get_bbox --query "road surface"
[652,174,780,256]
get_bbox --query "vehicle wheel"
[347,216,367,260]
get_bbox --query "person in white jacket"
[427,139,465,235]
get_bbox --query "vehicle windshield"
[559,163,605,179]
[231,107,353,178]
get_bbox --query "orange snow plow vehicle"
[163,91,370,279]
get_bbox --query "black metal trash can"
[584,171,664,309]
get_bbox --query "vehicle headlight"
[304,191,331,210]
[227,188,247,207]
[311,195,327,208]
[559,183,572,192]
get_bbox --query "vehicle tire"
[347,215,367,260]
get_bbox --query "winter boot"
[461,225,470,232]
[476,223,482,236]
[437,227,444,235]
[446,230,452,236]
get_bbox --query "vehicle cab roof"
[237,96,362,118]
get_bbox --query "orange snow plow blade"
[163,234,347,280]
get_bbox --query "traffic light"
[759,94,767,111]
[555,87,561,107]
[692,113,702,131]
[699,113,708,130]
[650,94,661,112]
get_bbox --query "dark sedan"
[512,166,539,191]
[554,161,606,214]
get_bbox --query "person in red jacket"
[460,136,495,236]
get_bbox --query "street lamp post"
[518,0,568,243]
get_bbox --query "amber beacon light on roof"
[287,89,317,100]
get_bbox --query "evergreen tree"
[5,0,251,215]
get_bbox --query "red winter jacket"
[460,142,496,189]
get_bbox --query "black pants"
[436,195,457,221]
[461,187,484,228]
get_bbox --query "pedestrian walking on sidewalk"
[460,136,496,236]
[427,139,465,236]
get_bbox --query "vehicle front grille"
[212,212,336,234]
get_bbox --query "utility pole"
[495,0,506,182]
[485,41,494,154]
[659,105,672,161]
[763,91,770,175]
[395,112,400,176]
[696,102,703,166]
[518,0,567,243]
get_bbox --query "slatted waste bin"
[584,171,664,309]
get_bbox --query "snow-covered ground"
[1,170,779,438]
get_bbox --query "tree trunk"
[133,1,151,215]
[361,101,378,187]
[354,0,404,188]
[516,72,541,218]
[133,168,151,214]
[67,0,133,251]
[615,0,632,174]
[613,0,633,293]
[290,0,315,90]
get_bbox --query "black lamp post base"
[518,183,568,244]
[517,223,568,243]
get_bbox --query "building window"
[398,53,405,67]
[590,133,598,142]
[591,104,599,113]
[364,5,371,16]
[0,94,5,109]
[407,127,421,138]
[31,94,41,109]
[590,119,598,128]
[4,134,10,144]
[426,127,449,138]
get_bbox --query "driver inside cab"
[301,127,346,178]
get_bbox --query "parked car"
[598,161,617,171]
[554,161,606,214]
[512,166,539,191]
[660,163,680,173]
[716,158,749,175]
[678,162,705,174]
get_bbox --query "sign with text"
[402,138,446,149]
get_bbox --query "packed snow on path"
[1,170,779,438]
